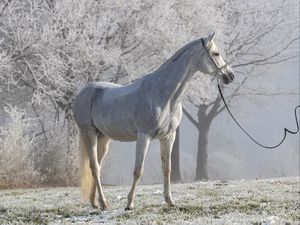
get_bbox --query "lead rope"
[217,84,300,149]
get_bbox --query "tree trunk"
[171,127,182,182]
[195,106,210,181]
[195,125,209,181]
[194,100,219,181]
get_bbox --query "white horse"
[73,32,234,210]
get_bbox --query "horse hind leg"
[81,129,109,210]
[90,134,110,209]
[90,179,97,208]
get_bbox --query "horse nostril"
[229,73,234,80]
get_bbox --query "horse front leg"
[160,131,176,206]
[125,133,150,210]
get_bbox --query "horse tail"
[79,134,92,203]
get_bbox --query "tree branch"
[31,103,48,142]
[228,22,279,56]
[121,40,143,56]
[207,96,221,122]
[183,107,199,129]
[232,37,300,68]
[232,91,299,97]
[0,0,12,17]
[251,56,299,66]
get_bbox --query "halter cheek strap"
[200,38,228,74]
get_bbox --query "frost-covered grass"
[0,177,299,224]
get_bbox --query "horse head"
[194,32,235,84]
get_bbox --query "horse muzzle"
[220,66,234,84]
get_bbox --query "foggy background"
[0,0,299,188]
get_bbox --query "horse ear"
[205,32,216,46]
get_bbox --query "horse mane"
[171,39,201,62]
[156,39,202,71]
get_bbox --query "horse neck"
[151,42,199,105]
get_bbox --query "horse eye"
[214,52,220,56]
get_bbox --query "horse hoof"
[91,203,98,209]
[168,202,175,207]
[165,197,175,207]
[101,201,109,210]
[125,206,134,211]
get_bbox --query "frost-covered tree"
[0,0,215,120]
[0,0,152,119]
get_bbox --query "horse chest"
[144,102,182,138]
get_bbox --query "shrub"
[35,121,79,187]
[0,106,40,189]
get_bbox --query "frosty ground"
[0,177,299,225]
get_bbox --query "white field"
[0,177,299,225]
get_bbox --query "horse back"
[73,82,121,130]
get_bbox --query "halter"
[200,38,228,75]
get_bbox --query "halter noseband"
[200,38,228,74]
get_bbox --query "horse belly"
[93,108,137,142]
